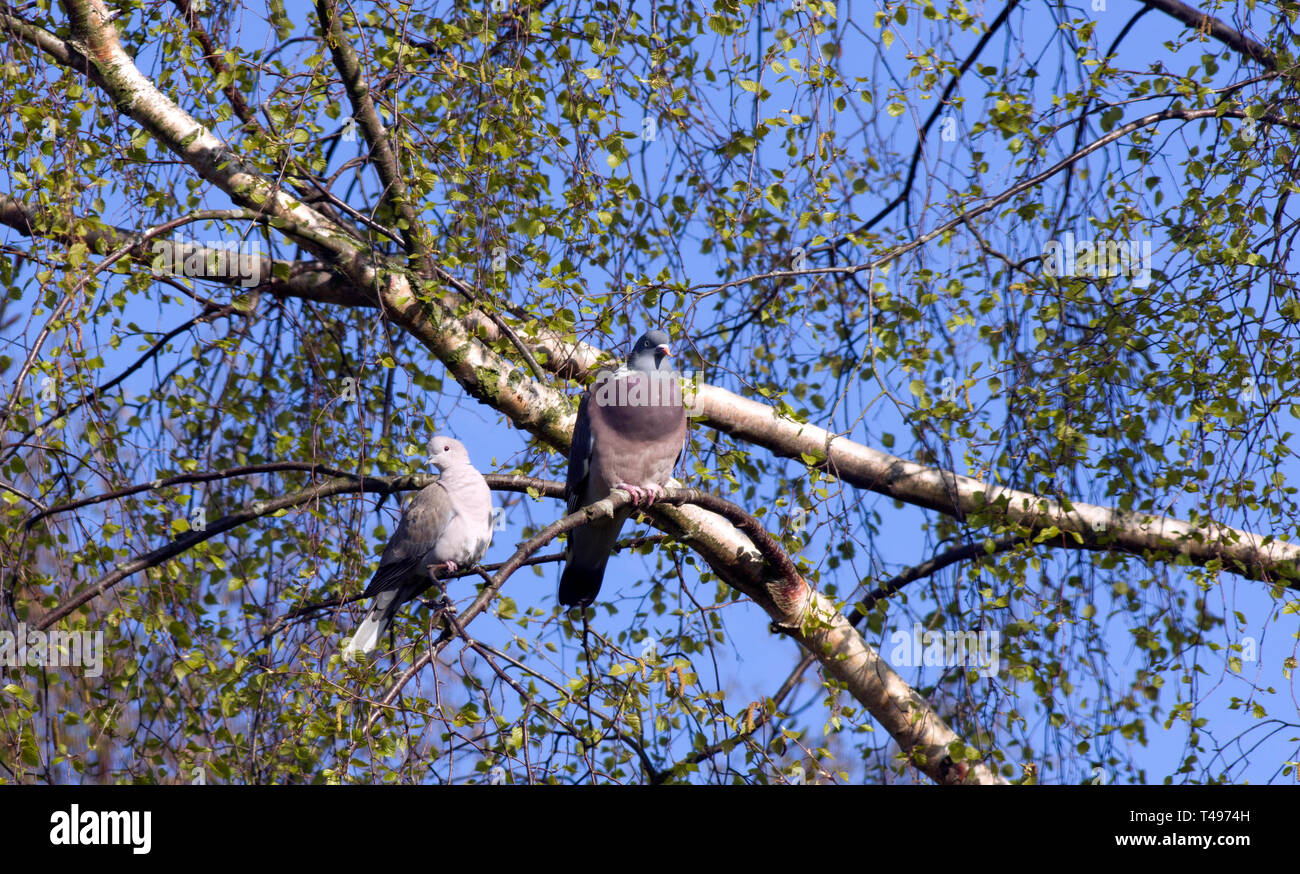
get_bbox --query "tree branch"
[0,193,366,306]
[1140,0,1276,69]
[829,0,1022,250]
[314,0,427,265]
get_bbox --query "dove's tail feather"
[558,560,610,608]
[558,513,628,607]
[343,591,400,658]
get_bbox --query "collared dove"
[344,436,493,657]
[559,329,688,607]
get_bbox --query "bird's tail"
[558,512,627,607]
[343,591,399,658]
[558,558,611,608]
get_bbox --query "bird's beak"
[657,344,673,357]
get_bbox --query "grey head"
[427,435,472,471]
[626,329,675,373]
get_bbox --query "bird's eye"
[443,444,451,452]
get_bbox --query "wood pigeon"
[559,329,688,607]
[344,436,493,657]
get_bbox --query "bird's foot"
[618,483,665,507]
[427,560,458,583]
[615,483,648,506]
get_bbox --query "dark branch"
[1141,0,1276,69]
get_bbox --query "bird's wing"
[363,481,457,596]
[564,392,595,516]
